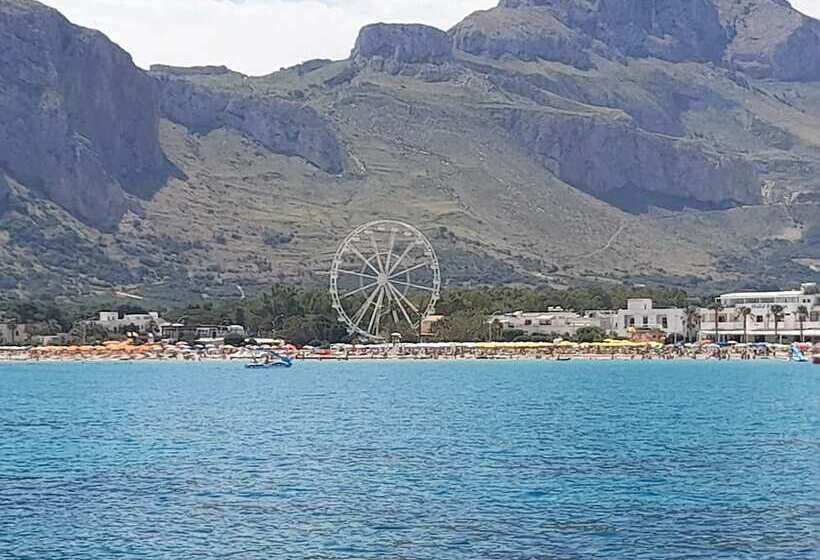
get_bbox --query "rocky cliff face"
[466,0,820,82]
[0,0,170,230]
[153,73,345,175]
[718,0,820,81]
[353,23,453,66]
[498,108,760,210]
[479,0,729,63]
[451,7,594,68]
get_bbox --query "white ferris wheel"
[330,221,441,341]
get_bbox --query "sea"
[0,360,817,559]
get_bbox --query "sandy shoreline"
[0,354,801,364]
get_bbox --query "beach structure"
[491,309,601,339]
[700,283,820,343]
[613,299,686,341]
[0,321,32,345]
[420,315,445,339]
[160,323,245,343]
[92,311,168,336]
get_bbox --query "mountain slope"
[0,0,818,301]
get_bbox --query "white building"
[491,309,601,338]
[700,283,820,343]
[614,299,686,340]
[93,311,167,335]
[0,321,31,345]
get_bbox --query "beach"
[0,340,813,363]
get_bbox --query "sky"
[42,0,820,76]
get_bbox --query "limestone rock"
[451,7,594,68]
[717,0,820,81]
[491,0,728,63]
[155,76,345,175]
[499,108,761,210]
[0,0,171,230]
[352,23,453,66]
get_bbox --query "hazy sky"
[42,0,820,76]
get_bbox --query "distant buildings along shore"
[1,283,818,346]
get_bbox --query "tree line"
[1,283,704,346]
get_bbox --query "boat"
[245,352,294,369]
[789,343,809,363]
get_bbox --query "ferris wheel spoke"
[352,286,381,327]
[368,287,386,335]
[389,283,421,315]
[387,242,417,275]
[341,282,378,299]
[386,284,415,327]
[391,280,436,292]
[384,229,397,273]
[389,262,429,279]
[348,244,381,275]
[336,269,378,280]
[368,231,385,273]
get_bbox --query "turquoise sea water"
[0,360,817,559]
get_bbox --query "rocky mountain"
[0,0,818,302]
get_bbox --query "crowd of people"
[2,340,814,363]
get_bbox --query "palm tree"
[739,306,752,344]
[685,306,700,342]
[796,305,809,343]
[770,304,785,343]
[709,301,723,343]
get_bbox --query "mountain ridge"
[0,0,818,301]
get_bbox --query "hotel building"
[700,283,820,343]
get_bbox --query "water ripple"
[0,360,817,559]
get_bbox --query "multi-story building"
[490,309,601,339]
[160,324,246,343]
[613,299,686,341]
[700,283,820,343]
[93,311,167,335]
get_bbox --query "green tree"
[436,311,488,342]
[685,306,701,342]
[796,305,809,342]
[739,306,752,344]
[709,301,723,343]
[770,304,785,343]
[574,326,606,343]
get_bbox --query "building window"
[524,320,532,326]
[660,316,668,329]
[756,315,764,323]
[642,316,649,327]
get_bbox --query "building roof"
[720,290,804,299]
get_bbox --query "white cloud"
[39,0,820,76]
[41,0,496,76]
[791,0,820,19]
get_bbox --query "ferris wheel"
[330,221,441,340]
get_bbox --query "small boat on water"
[789,343,809,363]
[245,352,294,369]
